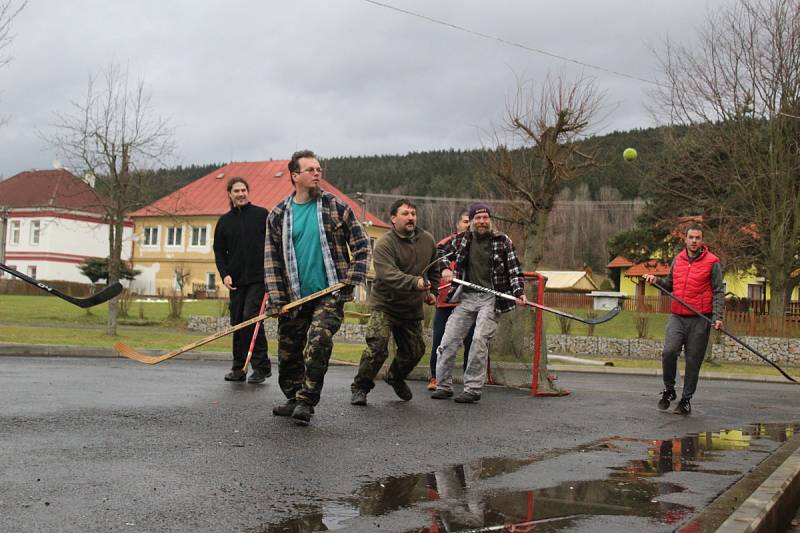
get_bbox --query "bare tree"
[0,0,26,126]
[485,74,606,394]
[486,74,606,268]
[650,0,800,316]
[48,63,176,334]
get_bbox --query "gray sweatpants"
[436,292,498,395]
[662,314,711,400]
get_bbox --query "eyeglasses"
[299,167,323,175]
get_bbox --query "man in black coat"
[213,177,271,383]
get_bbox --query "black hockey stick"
[450,278,621,325]
[651,283,799,384]
[0,262,123,308]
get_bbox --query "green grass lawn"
[539,309,670,340]
[0,295,225,326]
[1,294,795,379]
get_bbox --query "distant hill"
[322,126,669,200]
[142,126,669,203]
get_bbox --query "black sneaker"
[272,399,297,417]
[247,368,271,384]
[430,389,454,400]
[385,378,412,401]
[657,389,676,410]
[224,369,246,382]
[674,398,691,415]
[454,391,481,403]
[292,402,314,426]
[350,390,368,406]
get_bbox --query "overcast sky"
[0,0,730,178]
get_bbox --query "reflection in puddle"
[260,423,798,532]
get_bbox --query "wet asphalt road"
[1,356,799,532]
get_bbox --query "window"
[206,272,216,290]
[167,226,183,247]
[9,221,20,245]
[191,226,207,247]
[747,283,764,302]
[27,266,37,279]
[143,227,159,246]
[30,221,40,245]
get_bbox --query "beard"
[394,222,416,236]
[308,184,321,199]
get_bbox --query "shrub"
[634,312,650,339]
[558,315,572,335]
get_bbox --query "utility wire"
[362,0,666,88]
[354,191,644,207]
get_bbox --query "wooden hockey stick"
[0,262,123,308]
[450,278,622,325]
[114,282,346,365]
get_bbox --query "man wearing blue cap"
[431,202,527,403]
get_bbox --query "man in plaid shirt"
[431,202,527,403]
[265,149,370,426]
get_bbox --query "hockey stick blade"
[0,262,123,308]
[114,282,346,365]
[450,278,621,325]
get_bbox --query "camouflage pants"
[276,294,344,406]
[351,309,426,392]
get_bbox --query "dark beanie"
[469,202,491,219]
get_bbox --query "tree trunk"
[106,214,124,336]
[522,208,550,271]
[767,267,788,317]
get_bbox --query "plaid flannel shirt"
[264,190,370,314]
[439,230,524,314]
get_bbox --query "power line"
[362,0,665,88]
[354,191,644,207]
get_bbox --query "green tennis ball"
[623,148,638,161]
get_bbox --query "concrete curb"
[715,440,800,532]
[1,344,796,384]
[0,343,230,361]
[678,432,800,533]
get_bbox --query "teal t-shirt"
[291,199,328,297]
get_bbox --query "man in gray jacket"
[350,199,440,406]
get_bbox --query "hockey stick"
[0,261,123,308]
[652,283,799,384]
[240,293,268,374]
[450,278,621,325]
[114,282,346,365]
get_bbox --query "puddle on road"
[261,422,798,533]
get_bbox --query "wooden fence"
[543,293,672,313]
[724,311,800,338]
[543,292,800,338]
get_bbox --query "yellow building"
[129,161,389,298]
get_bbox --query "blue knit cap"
[468,202,491,220]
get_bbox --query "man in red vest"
[645,224,724,415]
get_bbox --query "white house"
[0,169,133,283]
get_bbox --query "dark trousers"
[429,306,475,376]
[661,314,711,400]
[229,282,269,372]
[277,295,344,406]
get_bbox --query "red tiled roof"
[624,260,671,277]
[607,255,634,268]
[0,169,106,214]
[130,161,389,228]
